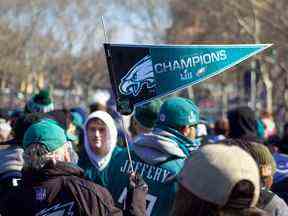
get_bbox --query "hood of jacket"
[131,127,191,165]
[83,111,117,171]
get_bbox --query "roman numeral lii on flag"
[104,43,272,115]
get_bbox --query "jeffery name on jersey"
[120,159,172,183]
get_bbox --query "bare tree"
[167,0,288,123]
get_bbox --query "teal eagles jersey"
[79,146,123,186]
[106,149,185,216]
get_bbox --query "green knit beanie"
[23,118,67,152]
[25,89,54,113]
[134,99,163,128]
[249,143,276,176]
[157,97,199,128]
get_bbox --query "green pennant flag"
[104,43,272,115]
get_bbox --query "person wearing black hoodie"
[227,106,261,142]
[225,106,288,216]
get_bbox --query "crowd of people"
[1,88,288,216]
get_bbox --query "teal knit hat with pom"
[25,89,54,113]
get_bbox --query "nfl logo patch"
[34,187,46,201]
[159,114,166,122]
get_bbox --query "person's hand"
[125,172,148,216]
[129,172,148,192]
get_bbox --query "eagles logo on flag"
[119,55,156,97]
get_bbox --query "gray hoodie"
[132,128,186,165]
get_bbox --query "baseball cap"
[23,118,67,152]
[157,97,199,128]
[178,144,260,207]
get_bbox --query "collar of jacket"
[155,125,197,157]
[22,161,84,186]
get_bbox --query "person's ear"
[181,126,196,139]
[180,126,190,136]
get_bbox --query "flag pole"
[101,16,134,173]
[101,16,108,43]
[119,116,134,173]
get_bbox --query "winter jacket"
[0,161,128,216]
[0,142,23,175]
[0,142,23,198]
[257,188,288,216]
[272,178,288,204]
